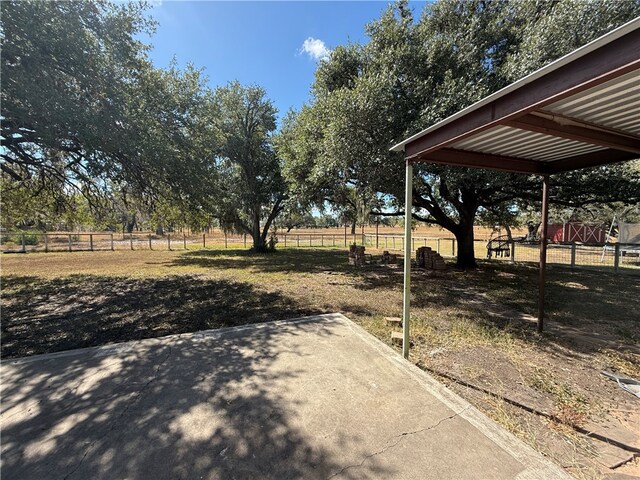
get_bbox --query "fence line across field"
[2,231,638,274]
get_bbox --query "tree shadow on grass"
[171,248,351,274]
[1,318,391,479]
[171,249,639,359]
[409,262,640,359]
[1,274,321,359]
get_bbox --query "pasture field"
[2,247,638,479]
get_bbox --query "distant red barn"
[546,223,606,243]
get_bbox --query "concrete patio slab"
[1,313,569,479]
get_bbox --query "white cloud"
[300,37,331,61]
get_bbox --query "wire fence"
[2,231,638,275]
[0,232,260,253]
[0,231,451,253]
[369,235,639,275]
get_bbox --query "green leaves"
[1,1,222,229]
[211,83,287,250]
[279,0,640,266]
[1,1,155,191]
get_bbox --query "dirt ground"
[1,248,638,479]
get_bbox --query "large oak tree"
[279,0,640,268]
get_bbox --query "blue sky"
[143,1,427,121]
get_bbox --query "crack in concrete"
[62,347,173,480]
[326,407,470,479]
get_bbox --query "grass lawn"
[2,247,639,479]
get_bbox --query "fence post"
[361,233,365,246]
[90,234,94,251]
[225,233,228,249]
[149,234,152,250]
[393,236,396,249]
[452,239,455,257]
[130,234,133,251]
[510,242,516,264]
[614,243,620,274]
[69,234,73,252]
[321,235,323,247]
[110,233,114,251]
[168,234,171,251]
[21,233,26,253]
[344,225,347,246]
[244,234,247,248]
[333,235,335,247]
[203,233,206,248]
[309,235,312,247]
[570,243,576,270]
[437,238,440,254]
[297,235,300,247]
[183,234,187,250]
[45,233,49,253]
[284,234,287,247]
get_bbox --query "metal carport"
[390,17,640,358]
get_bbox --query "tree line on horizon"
[2,0,640,261]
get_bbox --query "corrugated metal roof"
[390,17,640,153]
[545,69,640,136]
[450,126,606,161]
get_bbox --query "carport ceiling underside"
[391,18,640,173]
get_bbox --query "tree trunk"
[454,221,478,269]
[504,224,513,241]
[350,218,357,235]
[251,210,266,252]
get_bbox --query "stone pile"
[349,245,366,266]
[416,246,447,270]
[380,251,397,265]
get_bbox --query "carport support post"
[538,174,550,333]
[402,160,413,359]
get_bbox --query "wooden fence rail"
[1,232,638,274]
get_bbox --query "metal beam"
[538,175,550,333]
[414,146,637,174]
[402,161,413,359]
[507,113,640,154]
[415,148,544,174]
[545,148,637,173]
[405,30,640,160]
